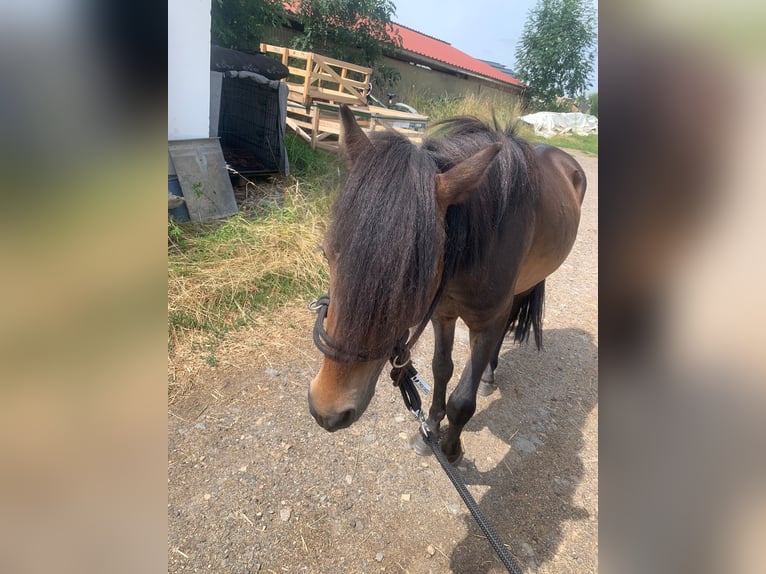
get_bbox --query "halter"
[309,273,447,370]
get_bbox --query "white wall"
[168,0,211,140]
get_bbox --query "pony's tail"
[513,280,546,350]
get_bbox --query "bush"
[588,92,598,117]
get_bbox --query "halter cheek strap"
[309,296,379,363]
[310,271,448,369]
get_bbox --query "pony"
[308,105,586,463]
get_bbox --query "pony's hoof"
[477,380,498,396]
[409,431,432,456]
[443,444,464,466]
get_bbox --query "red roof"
[391,23,525,89]
[281,2,523,89]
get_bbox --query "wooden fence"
[260,43,371,107]
[260,43,428,152]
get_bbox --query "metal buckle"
[391,348,411,369]
[308,299,323,312]
[413,408,432,439]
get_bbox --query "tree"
[211,0,286,52]
[291,0,400,67]
[514,0,597,108]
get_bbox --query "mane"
[423,117,539,279]
[327,118,539,354]
[327,131,443,354]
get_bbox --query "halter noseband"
[309,274,447,369]
[309,295,389,363]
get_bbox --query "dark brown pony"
[308,105,586,463]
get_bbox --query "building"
[383,24,525,102]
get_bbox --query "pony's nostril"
[324,408,356,431]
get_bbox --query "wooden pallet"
[260,43,371,107]
[286,101,428,152]
[261,43,429,151]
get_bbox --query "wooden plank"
[365,105,429,121]
[315,121,341,135]
[302,52,314,108]
[311,72,368,90]
[260,43,314,60]
[308,88,365,105]
[311,106,320,149]
[287,66,309,77]
[286,107,313,118]
[285,117,312,143]
[286,117,314,131]
[312,52,371,75]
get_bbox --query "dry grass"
[168,179,332,352]
[167,136,341,400]
[404,91,525,128]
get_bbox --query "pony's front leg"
[441,322,508,463]
[410,315,456,456]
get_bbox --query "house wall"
[381,56,521,106]
[168,0,211,140]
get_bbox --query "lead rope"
[390,364,524,574]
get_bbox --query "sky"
[392,0,598,92]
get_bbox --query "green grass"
[517,124,599,155]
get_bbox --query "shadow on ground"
[446,328,598,572]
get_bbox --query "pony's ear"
[434,143,503,211]
[339,104,371,165]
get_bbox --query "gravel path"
[168,151,598,573]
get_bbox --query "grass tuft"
[168,137,340,349]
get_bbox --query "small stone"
[265,368,280,377]
[195,422,206,430]
[512,435,537,455]
[279,507,292,522]
[375,552,383,562]
[203,493,211,500]
[345,474,353,485]
[401,493,411,502]
[521,542,535,556]
[420,462,429,468]
[426,545,435,556]
[394,416,405,423]
[239,465,248,472]
[398,432,408,441]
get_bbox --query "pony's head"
[308,105,501,431]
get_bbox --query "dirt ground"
[168,151,598,573]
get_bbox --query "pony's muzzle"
[308,398,357,432]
